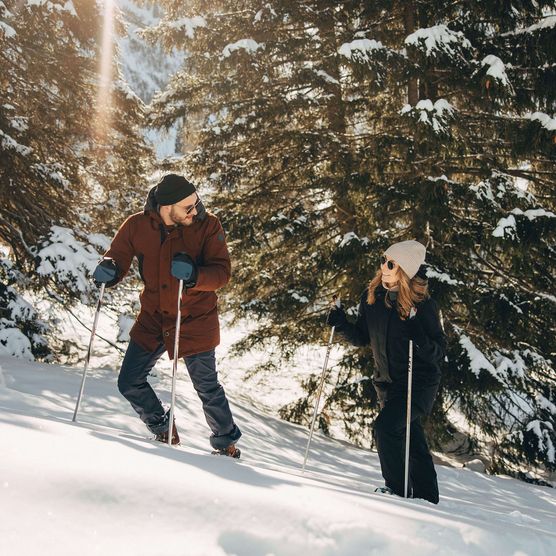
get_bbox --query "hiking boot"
[155,420,180,445]
[374,486,394,495]
[212,443,241,458]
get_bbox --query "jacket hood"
[144,186,158,214]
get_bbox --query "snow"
[0,329,33,359]
[337,38,385,62]
[404,25,472,57]
[514,207,556,220]
[506,15,556,35]
[537,393,556,415]
[425,267,462,286]
[35,225,101,296]
[526,420,556,463]
[315,69,339,84]
[481,55,511,87]
[0,129,33,156]
[289,291,310,304]
[492,214,517,238]
[493,351,527,379]
[254,4,277,22]
[493,207,555,238]
[0,20,16,37]
[165,15,207,38]
[0,355,555,555]
[31,162,70,188]
[401,99,455,134]
[7,116,28,132]
[222,39,263,58]
[457,333,500,381]
[87,232,112,251]
[26,0,77,16]
[525,111,556,132]
[338,232,370,248]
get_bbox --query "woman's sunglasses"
[380,255,397,270]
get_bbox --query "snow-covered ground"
[1,355,555,556]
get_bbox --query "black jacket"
[331,286,446,389]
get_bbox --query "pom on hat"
[155,174,196,206]
[384,240,426,279]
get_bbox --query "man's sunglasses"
[178,196,202,215]
[380,255,397,270]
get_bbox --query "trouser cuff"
[210,424,242,449]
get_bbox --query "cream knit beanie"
[384,240,426,279]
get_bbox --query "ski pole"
[302,325,335,472]
[72,283,106,422]
[167,279,183,446]
[404,339,414,498]
[302,322,337,472]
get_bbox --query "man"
[93,174,241,457]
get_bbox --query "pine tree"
[147,1,556,476]
[0,0,154,358]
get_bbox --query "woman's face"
[380,255,399,287]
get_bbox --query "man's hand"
[93,257,118,287]
[171,252,198,288]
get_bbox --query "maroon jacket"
[104,188,231,359]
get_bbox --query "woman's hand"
[327,296,346,327]
[407,306,428,346]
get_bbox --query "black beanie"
[154,174,197,206]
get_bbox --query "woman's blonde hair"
[367,267,429,319]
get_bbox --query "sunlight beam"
[93,0,115,144]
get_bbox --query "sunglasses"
[380,255,397,270]
[176,196,202,215]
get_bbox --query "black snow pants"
[373,382,439,504]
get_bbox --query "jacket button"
[161,284,168,289]
[164,331,170,337]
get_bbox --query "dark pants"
[373,383,439,504]
[118,340,241,449]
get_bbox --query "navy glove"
[92,258,118,287]
[171,252,198,288]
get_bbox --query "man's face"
[168,193,199,226]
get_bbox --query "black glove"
[171,252,198,288]
[327,303,347,328]
[92,258,118,287]
[406,307,428,347]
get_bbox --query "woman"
[327,240,445,504]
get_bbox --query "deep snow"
[1,355,555,556]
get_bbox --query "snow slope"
[1,356,555,556]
